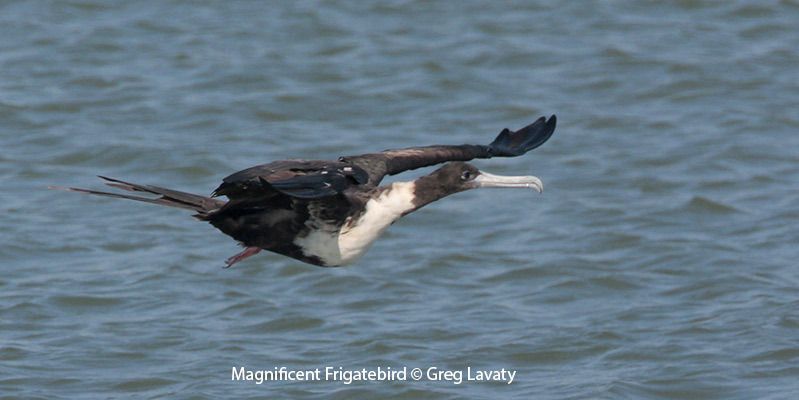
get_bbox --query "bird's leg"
[224,246,262,268]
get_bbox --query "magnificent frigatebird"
[55,115,556,267]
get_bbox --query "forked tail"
[50,176,225,219]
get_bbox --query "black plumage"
[55,115,556,267]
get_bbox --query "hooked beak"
[473,171,543,193]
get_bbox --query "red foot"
[224,246,262,268]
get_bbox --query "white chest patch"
[338,182,416,264]
[294,182,417,266]
[292,201,344,266]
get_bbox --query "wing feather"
[212,160,369,200]
[340,115,556,185]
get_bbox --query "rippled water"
[3,1,799,398]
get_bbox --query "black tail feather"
[50,177,225,218]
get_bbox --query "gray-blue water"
[2,1,799,398]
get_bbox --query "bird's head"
[415,161,543,202]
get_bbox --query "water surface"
[2,1,799,398]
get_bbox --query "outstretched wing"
[340,115,556,185]
[212,160,370,200]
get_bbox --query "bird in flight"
[55,115,556,268]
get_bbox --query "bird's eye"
[460,171,472,180]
